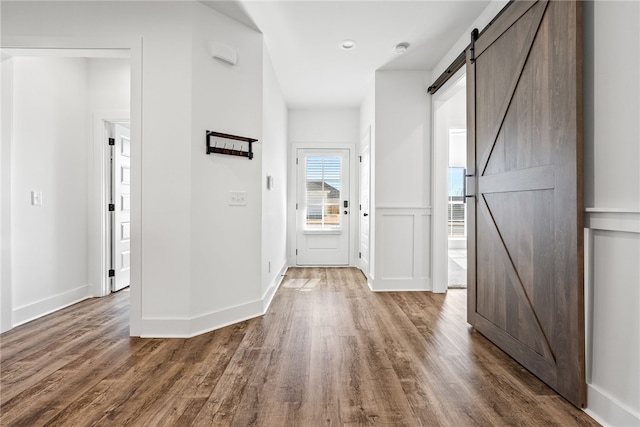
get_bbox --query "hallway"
[0,268,597,426]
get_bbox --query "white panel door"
[359,130,371,276]
[112,123,131,291]
[296,149,349,265]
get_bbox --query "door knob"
[363,213,369,216]
[344,210,349,215]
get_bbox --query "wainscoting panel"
[373,207,431,291]
[584,209,640,426]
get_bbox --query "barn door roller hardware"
[206,131,259,160]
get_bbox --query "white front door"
[359,130,371,276]
[296,149,350,265]
[111,123,131,291]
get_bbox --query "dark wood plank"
[0,268,598,426]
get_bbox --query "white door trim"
[359,127,371,279]
[288,142,357,267]
[0,36,143,336]
[91,114,130,297]
[431,67,466,293]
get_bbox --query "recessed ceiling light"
[340,39,357,50]
[395,42,410,54]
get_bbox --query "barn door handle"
[464,169,475,203]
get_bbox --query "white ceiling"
[201,1,490,108]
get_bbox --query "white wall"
[1,1,280,337]
[261,47,288,304]
[9,57,90,325]
[1,56,14,333]
[188,4,264,334]
[87,59,130,113]
[373,70,432,291]
[288,109,359,144]
[582,1,640,425]
[287,108,359,265]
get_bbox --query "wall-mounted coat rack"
[206,131,258,160]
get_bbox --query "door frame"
[288,142,357,266]
[359,127,371,279]
[2,36,142,336]
[0,37,142,336]
[94,114,130,296]
[431,67,466,293]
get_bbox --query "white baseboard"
[140,299,265,339]
[370,278,431,292]
[140,263,289,339]
[584,384,640,427]
[188,298,265,338]
[262,264,288,312]
[12,284,92,327]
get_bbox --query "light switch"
[228,191,247,206]
[31,191,43,206]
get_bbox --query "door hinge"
[108,269,115,277]
[296,203,298,210]
[296,249,298,255]
[359,204,362,210]
[359,252,362,259]
[359,155,362,162]
[108,203,115,211]
[296,158,299,165]
[108,137,115,146]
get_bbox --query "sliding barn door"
[466,0,585,407]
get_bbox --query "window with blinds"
[305,156,342,229]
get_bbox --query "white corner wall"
[582,1,640,425]
[261,47,288,307]
[187,3,265,336]
[373,70,432,291]
[1,1,283,338]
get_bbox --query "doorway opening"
[447,128,467,288]
[106,121,131,293]
[359,128,371,279]
[0,48,132,334]
[432,69,467,291]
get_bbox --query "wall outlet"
[228,191,247,206]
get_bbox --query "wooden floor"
[1,267,599,426]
